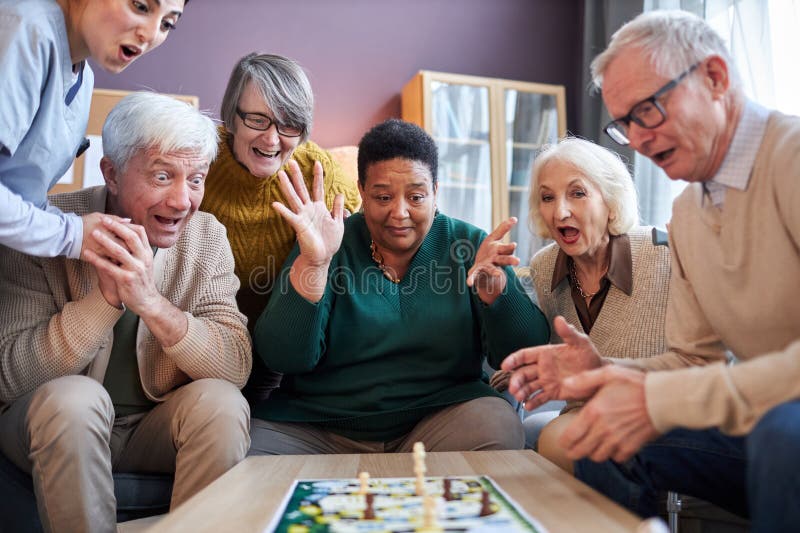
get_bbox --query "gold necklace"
[370,240,401,283]
[569,260,605,299]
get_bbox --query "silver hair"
[220,53,314,143]
[591,10,739,88]
[101,92,218,172]
[528,137,639,238]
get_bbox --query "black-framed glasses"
[604,63,699,146]
[235,108,304,137]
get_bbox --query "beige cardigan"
[636,112,800,435]
[531,226,671,362]
[0,186,251,406]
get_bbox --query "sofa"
[0,450,172,531]
[0,144,365,531]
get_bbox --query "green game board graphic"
[267,475,545,533]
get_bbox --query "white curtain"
[634,0,703,228]
[635,0,800,227]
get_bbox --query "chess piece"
[359,471,370,495]
[421,493,439,530]
[364,493,375,520]
[479,489,494,517]
[443,478,453,501]
[413,442,427,496]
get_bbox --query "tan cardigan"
[0,186,251,406]
[636,112,800,435]
[531,226,671,361]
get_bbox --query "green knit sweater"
[253,213,550,441]
[201,129,361,400]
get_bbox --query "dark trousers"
[574,401,800,533]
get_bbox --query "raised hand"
[500,316,603,410]
[272,160,344,267]
[467,217,520,305]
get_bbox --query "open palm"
[502,316,603,409]
[272,160,344,266]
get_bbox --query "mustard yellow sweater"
[201,128,361,329]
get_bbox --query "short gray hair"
[102,92,218,172]
[591,10,739,88]
[220,53,314,143]
[528,137,639,238]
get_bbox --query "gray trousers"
[249,396,524,455]
[0,375,250,533]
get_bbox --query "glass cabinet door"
[430,81,492,231]
[402,71,566,265]
[504,89,561,263]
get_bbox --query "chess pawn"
[479,489,494,517]
[359,471,370,495]
[442,478,453,501]
[363,493,375,520]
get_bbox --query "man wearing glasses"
[502,10,800,531]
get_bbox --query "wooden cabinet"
[402,71,566,262]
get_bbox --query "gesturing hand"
[467,217,520,305]
[272,160,344,267]
[559,365,658,463]
[500,316,603,410]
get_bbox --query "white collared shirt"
[703,100,770,208]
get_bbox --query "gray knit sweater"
[530,226,671,361]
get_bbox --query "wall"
[92,0,583,148]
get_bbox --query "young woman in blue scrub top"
[0,0,187,258]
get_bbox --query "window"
[637,0,800,227]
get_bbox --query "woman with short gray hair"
[201,53,360,402]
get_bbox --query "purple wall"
[93,0,582,148]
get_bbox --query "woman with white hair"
[527,137,671,472]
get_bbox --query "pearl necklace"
[370,240,400,283]
[569,260,606,300]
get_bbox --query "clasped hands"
[82,216,163,317]
[501,316,659,463]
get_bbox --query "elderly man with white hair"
[502,10,800,532]
[0,92,252,533]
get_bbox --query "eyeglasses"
[235,108,304,137]
[604,63,699,146]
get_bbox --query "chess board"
[265,475,545,532]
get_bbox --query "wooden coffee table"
[149,450,641,532]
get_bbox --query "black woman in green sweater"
[250,119,550,454]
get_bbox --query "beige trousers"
[0,375,250,533]
[249,396,524,455]
[536,411,578,474]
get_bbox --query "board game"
[265,475,546,533]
